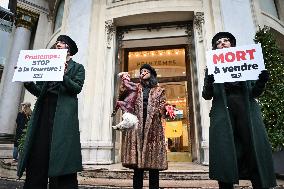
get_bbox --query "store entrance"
[125,46,192,162]
[160,81,191,162]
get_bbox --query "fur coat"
[121,84,168,170]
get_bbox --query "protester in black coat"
[13,102,31,161]
[203,32,276,189]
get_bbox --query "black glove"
[258,70,269,83]
[23,82,33,87]
[202,70,214,100]
[206,74,215,86]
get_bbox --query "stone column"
[192,12,210,165]
[0,7,38,138]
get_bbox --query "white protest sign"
[206,44,265,83]
[12,49,67,82]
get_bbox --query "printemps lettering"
[136,60,177,67]
[24,54,60,60]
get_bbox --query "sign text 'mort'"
[213,49,256,64]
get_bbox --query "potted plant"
[254,26,284,176]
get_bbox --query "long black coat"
[17,59,85,178]
[14,112,29,147]
[202,73,276,188]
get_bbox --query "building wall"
[12,0,284,165]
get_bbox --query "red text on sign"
[213,49,256,64]
[25,54,60,60]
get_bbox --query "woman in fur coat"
[121,64,168,189]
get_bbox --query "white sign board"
[12,49,67,82]
[206,44,265,83]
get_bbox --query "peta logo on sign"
[206,44,265,83]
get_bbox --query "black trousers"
[133,168,159,189]
[23,94,78,189]
[218,94,267,189]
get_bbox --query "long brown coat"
[121,84,168,170]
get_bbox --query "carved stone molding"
[105,20,116,48]
[116,29,129,49]
[183,23,193,59]
[193,12,204,41]
[16,7,39,30]
[184,24,193,45]
[18,0,49,13]
[0,19,13,33]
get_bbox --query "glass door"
[160,81,191,162]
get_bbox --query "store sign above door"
[128,49,185,70]
[206,44,265,83]
[136,60,177,67]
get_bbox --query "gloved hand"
[23,82,33,86]
[206,74,215,86]
[258,70,269,83]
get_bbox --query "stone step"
[0,144,13,159]
[2,177,284,189]
[80,169,209,180]
[81,162,209,180]
[1,159,284,188]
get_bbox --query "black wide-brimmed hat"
[140,64,157,77]
[212,32,236,49]
[57,35,78,56]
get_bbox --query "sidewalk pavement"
[1,159,284,188]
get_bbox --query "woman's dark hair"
[212,32,236,50]
[140,74,158,88]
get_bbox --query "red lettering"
[246,49,256,60]
[213,48,257,64]
[236,51,247,61]
[213,53,224,64]
[25,55,29,59]
[225,52,235,62]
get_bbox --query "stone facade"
[0,0,283,166]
